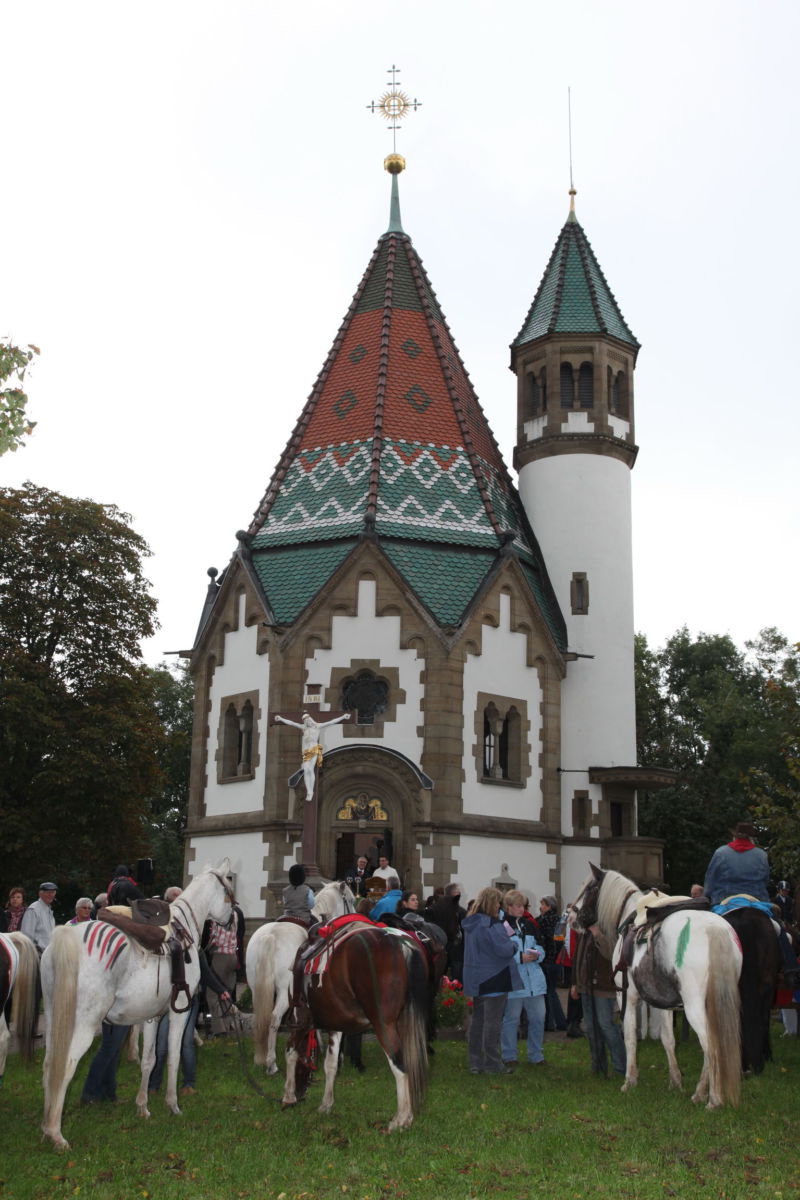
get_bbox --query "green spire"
[513,204,638,350]
[387,168,403,233]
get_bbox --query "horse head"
[201,858,236,926]
[573,864,604,929]
[312,880,356,922]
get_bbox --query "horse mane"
[596,869,642,943]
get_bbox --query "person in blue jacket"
[462,887,522,1075]
[500,890,547,1067]
[369,876,403,921]
[703,821,770,905]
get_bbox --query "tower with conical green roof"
[184,169,665,921]
[511,192,663,871]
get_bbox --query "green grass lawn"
[1,1027,798,1200]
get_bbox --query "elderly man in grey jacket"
[21,881,57,954]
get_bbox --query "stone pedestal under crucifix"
[272,707,350,876]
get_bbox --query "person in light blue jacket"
[500,890,547,1066]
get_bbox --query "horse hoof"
[281,1100,296,1110]
[136,1106,151,1119]
[267,1065,279,1076]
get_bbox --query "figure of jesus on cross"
[274,710,351,802]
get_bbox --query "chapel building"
[183,164,669,920]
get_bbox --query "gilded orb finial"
[384,153,406,175]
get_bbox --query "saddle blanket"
[301,913,415,981]
[713,894,775,918]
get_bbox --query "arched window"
[525,372,540,419]
[238,700,254,773]
[482,701,523,782]
[578,362,594,408]
[611,370,629,419]
[342,670,389,726]
[222,703,239,777]
[560,363,574,409]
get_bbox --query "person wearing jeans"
[500,890,547,1067]
[570,924,626,1077]
[462,887,522,1075]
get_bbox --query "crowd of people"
[5,820,798,1100]
[330,822,800,1078]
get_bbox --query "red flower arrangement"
[435,976,472,1027]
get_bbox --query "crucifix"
[272,704,350,872]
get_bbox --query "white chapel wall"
[461,591,544,821]
[187,830,267,920]
[203,592,268,818]
[454,836,556,908]
[305,578,424,762]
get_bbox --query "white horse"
[0,932,39,1083]
[574,865,742,1109]
[247,880,355,1075]
[41,859,235,1149]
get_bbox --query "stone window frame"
[325,659,404,740]
[475,691,529,788]
[215,689,261,784]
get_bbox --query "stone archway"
[317,746,431,887]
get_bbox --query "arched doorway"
[317,745,432,887]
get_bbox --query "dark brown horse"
[722,907,781,1074]
[282,923,429,1130]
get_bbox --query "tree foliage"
[142,661,194,892]
[0,482,162,896]
[636,626,800,892]
[0,339,38,454]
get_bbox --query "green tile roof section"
[251,541,357,625]
[513,212,638,350]
[382,543,497,626]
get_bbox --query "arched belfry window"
[611,370,629,419]
[578,362,594,409]
[342,670,389,726]
[525,372,539,419]
[560,363,574,409]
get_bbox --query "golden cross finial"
[367,64,422,158]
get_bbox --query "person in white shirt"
[21,881,57,953]
[372,855,395,882]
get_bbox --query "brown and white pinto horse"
[0,932,39,1083]
[282,921,429,1130]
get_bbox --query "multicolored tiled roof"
[246,179,566,647]
[513,210,638,350]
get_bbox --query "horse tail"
[43,927,80,1124]
[705,923,742,1107]
[8,933,39,1061]
[249,932,275,1067]
[398,942,429,1114]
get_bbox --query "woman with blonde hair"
[462,887,521,1074]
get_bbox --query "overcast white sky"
[2,0,798,666]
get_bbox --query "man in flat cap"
[21,881,58,954]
